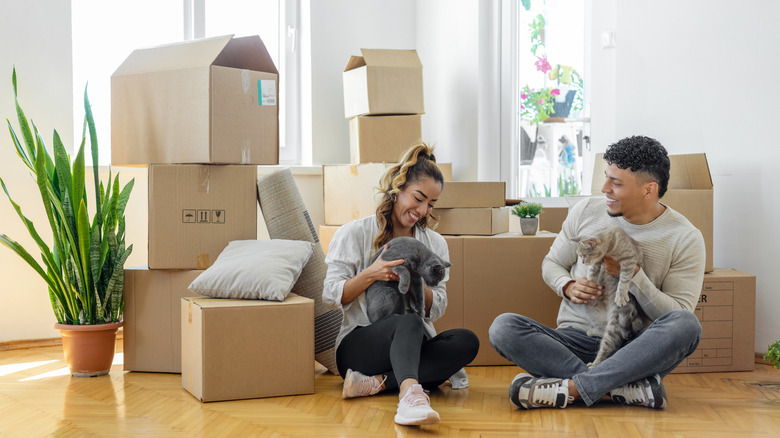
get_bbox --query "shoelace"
[532,382,572,407]
[617,382,649,404]
[402,388,431,407]
[356,374,387,396]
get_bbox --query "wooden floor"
[1,342,779,437]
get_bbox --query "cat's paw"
[614,294,629,307]
[587,361,596,370]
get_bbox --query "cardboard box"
[123,267,205,373]
[435,207,509,236]
[318,225,340,254]
[148,164,257,269]
[343,49,424,118]
[592,153,713,272]
[349,115,422,164]
[672,269,756,373]
[181,294,315,402]
[460,233,559,365]
[112,35,279,165]
[433,236,465,334]
[323,163,452,226]
[435,182,506,209]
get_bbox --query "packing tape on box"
[198,167,210,194]
[187,299,226,323]
[242,142,251,164]
[256,168,342,375]
[196,254,210,270]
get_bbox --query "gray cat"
[573,226,645,369]
[365,236,451,323]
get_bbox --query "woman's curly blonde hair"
[373,141,445,251]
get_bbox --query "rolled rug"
[256,168,341,374]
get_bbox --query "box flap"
[359,49,422,68]
[113,35,235,76]
[591,153,713,193]
[213,35,278,74]
[344,55,367,72]
[667,154,712,190]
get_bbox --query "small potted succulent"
[764,340,780,369]
[511,202,543,235]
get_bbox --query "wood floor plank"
[1,343,779,437]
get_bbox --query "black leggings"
[336,313,480,392]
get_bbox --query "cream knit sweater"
[543,196,706,333]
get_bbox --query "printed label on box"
[259,80,277,106]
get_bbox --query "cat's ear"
[443,261,452,268]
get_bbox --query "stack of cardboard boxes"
[113,35,314,401]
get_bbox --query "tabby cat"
[573,226,645,369]
[365,236,451,323]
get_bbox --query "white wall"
[589,0,779,353]
[308,0,417,165]
[0,1,75,341]
[416,0,480,181]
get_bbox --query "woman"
[323,142,479,426]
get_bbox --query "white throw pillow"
[188,239,315,301]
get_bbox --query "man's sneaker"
[342,369,386,399]
[610,374,667,409]
[394,384,441,426]
[509,373,574,409]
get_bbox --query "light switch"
[601,29,616,49]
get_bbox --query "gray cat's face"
[420,257,452,286]
[574,237,607,265]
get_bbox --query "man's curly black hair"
[603,135,670,198]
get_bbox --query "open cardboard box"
[592,153,713,272]
[343,49,424,118]
[112,34,279,165]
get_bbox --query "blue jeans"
[488,309,701,406]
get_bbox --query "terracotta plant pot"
[54,322,123,377]
[519,217,539,236]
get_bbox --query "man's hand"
[564,277,602,304]
[602,256,639,278]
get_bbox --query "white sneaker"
[342,369,386,399]
[449,368,469,389]
[609,374,667,409]
[509,373,573,409]
[394,384,441,426]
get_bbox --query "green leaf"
[76,199,93,320]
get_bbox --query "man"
[489,136,705,409]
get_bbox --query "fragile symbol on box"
[182,209,226,224]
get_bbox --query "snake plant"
[1,68,134,325]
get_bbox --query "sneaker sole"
[394,411,441,426]
[342,370,355,399]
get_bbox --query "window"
[71,0,294,165]
[512,0,588,198]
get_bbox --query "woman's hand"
[340,245,405,305]
[364,246,405,282]
[563,277,602,304]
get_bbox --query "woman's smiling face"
[391,176,442,234]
